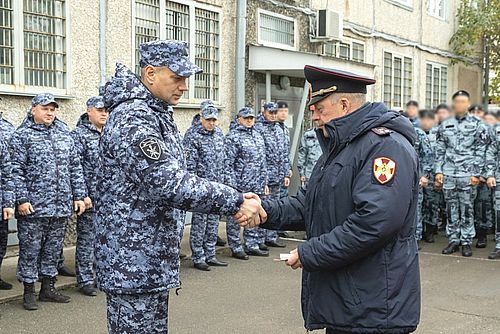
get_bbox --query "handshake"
[233,193,268,228]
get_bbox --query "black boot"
[23,282,38,311]
[488,248,500,260]
[424,224,435,243]
[442,243,459,255]
[462,244,473,257]
[39,276,71,303]
[475,229,488,248]
[0,278,13,290]
[57,266,75,277]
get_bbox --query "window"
[428,0,447,19]
[257,9,296,50]
[133,0,221,102]
[383,51,413,109]
[425,63,448,108]
[323,39,365,63]
[385,0,413,9]
[0,0,68,93]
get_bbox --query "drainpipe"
[99,0,107,86]
[235,0,247,110]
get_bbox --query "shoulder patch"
[373,157,396,185]
[371,127,393,136]
[139,137,162,161]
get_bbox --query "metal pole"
[265,71,272,102]
[290,81,310,164]
[235,0,247,110]
[99,0,107,86]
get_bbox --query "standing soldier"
[71,96,108,296]
[95,41,261,333]
[413,126,434,244]
[405,100,420,128]
[184,104,228,270]
[224,107,269,259]
[435,91,489,257]
[10,94,87,310]
[0,111,15,290]
[486,117,500,259]
[276,101,292,198]
[297,128,322,188]
[256,102,287,248]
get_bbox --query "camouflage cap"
[237,107,256,118]
[263,102,278,112]
[201,105,218,120]
[31,93,59,108]
[200,99,214,110]
[86,96,105,109]
[139,40,203,77]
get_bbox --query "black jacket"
[263,102,421,333]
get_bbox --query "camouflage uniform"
[0,114,15,275]
[422,126,446,228]
[71,97,105,288]
[224,107,268,252]
[297,128,322,187]
[255,105,288,243]
[10,95,87,283]
[183,106,225,265]
[96,41,243,334]
[485,124,500,250]
[414,127,434,241]
[277,121,291,198]
[475,125,495,233]
[435,114,489,246]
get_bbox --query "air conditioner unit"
[316,9,343,41]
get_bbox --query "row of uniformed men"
[401,94,500,259]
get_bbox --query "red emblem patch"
[373,157,396,184]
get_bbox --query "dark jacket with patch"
[262,102,421,333]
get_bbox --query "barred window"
[323,39,365,63]
[133,0,221,103]
[257,9,296,50]
[426,63,448,108]
[0,0,68,92]
[383,51,413,109]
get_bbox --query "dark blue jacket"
[262,102,421,333]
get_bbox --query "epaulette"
[371,127,393,136]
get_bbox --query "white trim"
[382,49,414,110]
[384,0,413,11]
[323,37,366,63]
[427,0,448,21]
[256,8,297,51]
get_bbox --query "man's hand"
[284,177,290,188]
[419,176,429,188]
[286,248,302,270]
[234,193,263,228]
[264,185,270,196]
[17,202,34,216]
[300,176,306,186]
[3,208,14,220]
[74,200,86,216]
[470,176,480,186]
[83,197,93,210]
[434,173,444,190]
[487,177,497,189]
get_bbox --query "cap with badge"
[201,104,218,120]
[139,40,202,77]
[32,93,59,108]
[452,90,470,100]
[86,96,105,109]
[263,102,278,112]
[304,65,376,107]
[237,107,256,118]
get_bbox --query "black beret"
[304,65,375,106]
[452,90,470,99]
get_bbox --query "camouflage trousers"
[0,220,7,270]
[494,185,500,249]
[189,213,219,264]
[422,186,446,227]
[17,217,67,283]
[443,176,477,246]
[226,216,261,253]
[474,183,494,230]
[106,290,169,334]
[415,189,424,241]
[76,211,95,287]
[263,184,281,242]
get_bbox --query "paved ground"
[0,227,499,333]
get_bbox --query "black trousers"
[325,330,409,334]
